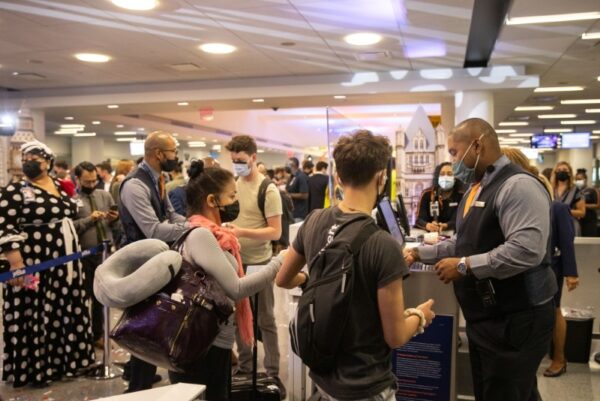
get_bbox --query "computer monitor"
[396,194,411,237]
[561,133,590,149]
[531,134,559,149]
[377,197,405,247]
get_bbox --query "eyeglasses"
[81,179,98,186]
[159,148,178,154]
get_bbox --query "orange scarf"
[188,214,254,346]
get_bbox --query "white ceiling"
[0,0,599,147]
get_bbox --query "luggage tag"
[21,186,36,204]
[171,289,184,303]
[75,198,84,208]
[474,201,486,208]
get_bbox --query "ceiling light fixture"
[116,124,124,128]
[114,131,137,136]
[116,137,140,142]
[585,108,600,113]
[582,32,600,40]
[496,129,517,133]
[538,114,577,119]
[560,120,596,125]
[75,53,111,63]
[514,106,554,111]
[505,12,600,25]
[177,102,189,106]
[54,130,78,135]
[252,99,265,103]
[544,128,573,133]
[498,122,528,126]
[92,121,101,125]
[74,132,96,137]
[534,86,584,92]
[111,0,157,11]
[344,32,382,46]
[591,135,600,139]
[107,104,119,109]
[509,133,533,137]
[199,43,237,54]
[561,99,600,105]
[334,95,347,100]
[64,116,74,120]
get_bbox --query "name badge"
[449,202,458,207]
[21,187,36,203]
[474,201,486,208]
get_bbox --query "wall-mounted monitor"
[561,133,590,149]
[129,141,144,156]
[531,134,559,149]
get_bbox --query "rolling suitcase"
[230,293,283,401]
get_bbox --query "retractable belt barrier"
[0,243,105,283]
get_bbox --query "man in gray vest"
[119,131,190,393]
[405,118,556,401]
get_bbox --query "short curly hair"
[225,135,257,155]
[333,130,390,187]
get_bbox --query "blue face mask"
[452,135,482,184]
[438,176,455,191]
[233,162,251,177]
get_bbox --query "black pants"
[169,345,231,401]
[466,300,555,401]
[126,356,158,393]
[81,253,104,340]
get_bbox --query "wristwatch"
[457,257,468,276]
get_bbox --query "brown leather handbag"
[110,228,234,372]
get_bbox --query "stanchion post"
[89,240,122,380]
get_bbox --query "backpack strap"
[257,177,273,221]
[348,220,379,255]
[171,227,199,253]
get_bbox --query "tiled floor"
[1,285,599,401]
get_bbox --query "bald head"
[144,131,176,155]
[451,118,498,147]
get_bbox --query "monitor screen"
[377,197,404,247]
[129,141,144,156]
[531,134,559,149]
[561,133,590,149]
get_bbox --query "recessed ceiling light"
[534,86,584,92]
[514,106,554,111]
[257,149,265,153]
[114,131,137,136]
[92,121,101,125]
[64,116,74,120]
[12,72,19,76]
[591,135,600,139]
[60,124,85,129]
[177,102,189,106]
[111,0,157,11]
[509,133,533,137]
[498,122,528,126]
[107,104,119,109]
[252,99,265,103]
[496,129,517,133]
[505,12,600,25]
[561,99,600,105]
[74,132,96,137]
[344,32,382,46]
[560,120,596,125]
[592,130,600,134]
[582,32,600,40]
[538,114,577,119]
[585,109,600,113]
[544,128,573,133]
[138,128,145,131]
[116,137,139,142]
[116,124,124,128]
[199,43,237,54]
[75,53,111,63]
[334,95,347,100]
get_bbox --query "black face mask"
[22,160,43,180]
[81,186,95,195]
[556,171,570,182]
[217,200,240,223]
[160,157,179,172]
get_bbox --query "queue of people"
[0,119,598,401]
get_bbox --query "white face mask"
[233,162,251,177]
[438,176,455,191]
[575,180,585,189]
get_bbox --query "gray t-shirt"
[181,227,283,349]
[293,207,408,399]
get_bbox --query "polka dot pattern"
[0,180,95,387]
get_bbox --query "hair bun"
[187,159,205,179]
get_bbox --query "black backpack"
[289,214,379,374]
[254,178,293,245]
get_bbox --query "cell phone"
[110,205,118,212]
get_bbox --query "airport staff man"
[405,118,557,401]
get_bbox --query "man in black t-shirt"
[308,161,329,212]
[276,130,434,401]
[285,157,309,221]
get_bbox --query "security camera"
[272,107,279,112]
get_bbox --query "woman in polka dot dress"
[0,141,95,387]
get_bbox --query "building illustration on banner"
[396,105,447,225]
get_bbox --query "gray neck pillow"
[94,239,182,308]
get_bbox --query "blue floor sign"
[392,314,454,401]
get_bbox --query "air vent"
[355,51,391,61]
[167,63,207,72]
[14,73,46,81]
